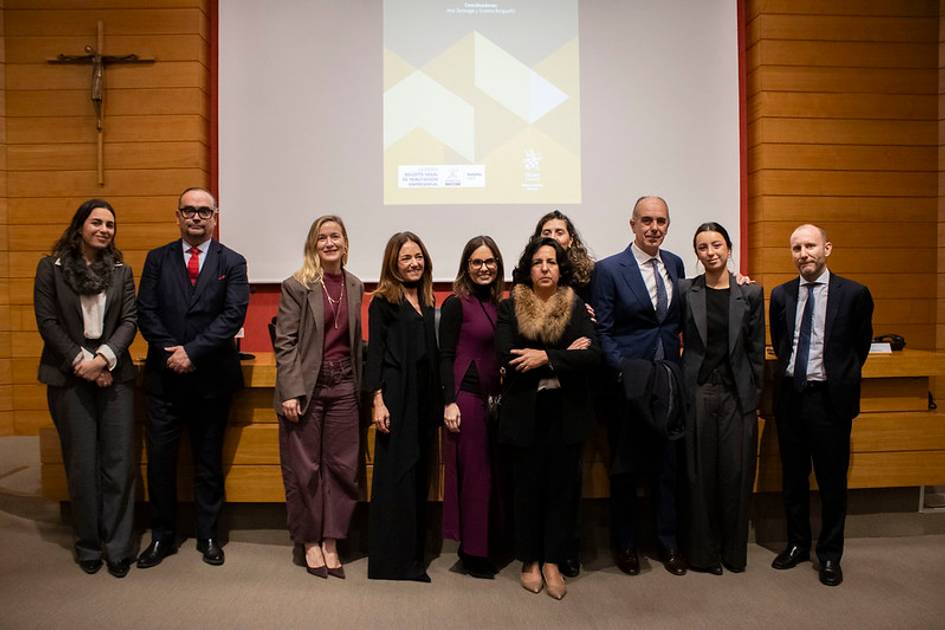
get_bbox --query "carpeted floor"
[2,436,943,630]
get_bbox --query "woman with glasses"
[367,232,442,582]
[678,222,764,574]
[273,215,364,579]
[34,199,138,578]
[496,237,600,599]
[439,236,505,579]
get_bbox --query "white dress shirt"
[630,242,673,310]
[52,258,118,371]
[787,268,829,382]
[182,237,212,274]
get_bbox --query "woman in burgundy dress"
[439,235,506,579]
[273,215,364,579]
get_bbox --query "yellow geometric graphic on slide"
[384,68,476,162]
[473,32,569,125]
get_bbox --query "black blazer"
[495,287,601,448]
[136,239,250,395]
[769,272,873,421]
[678,274,765,414]
[34,256,138,386]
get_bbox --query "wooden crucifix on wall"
[48,20,155,185]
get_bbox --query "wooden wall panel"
[2,1,209,435]
[938,0,945,399]
[747,1,940,362]
[0,0,10,435]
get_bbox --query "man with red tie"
[136,187,249,569]
[768,224,873,587]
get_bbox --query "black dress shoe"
[136,539,176,569]
[614,547,640,575]
[407,572,432,583]
[661,548,687,576]
[771,545,810,570]
[559,558,581,578]
[107,559,132,578]
[327,565,346,579]
[461,556,496,580]
[722,561,745,573]
[78,559,103,574]
[819,560,843,587]
[197,538,225,566]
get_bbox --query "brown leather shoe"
[520,562,543,593]
[614,547,640,575]
[662,548,687,576]
[542,564,567,600]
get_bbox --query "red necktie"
[187,246,200,285]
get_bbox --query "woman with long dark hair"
[366,232,442,582]
[439,235,505,579]
[274,215,364,579]
[530,209,597,577]
[34,199,137,577]
[496,237,600,599]
[678,222,764,574]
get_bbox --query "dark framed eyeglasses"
[468,258,498,269]
[179,205,215,219]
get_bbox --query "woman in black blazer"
[366,231,441,582]
[678,222,765,574]
[34,199,137,577]
[496,237,600,599]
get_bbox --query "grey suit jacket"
[678,274,765,414]
[34,256,138,386]
[272,271,364,416]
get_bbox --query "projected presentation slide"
[383,0,581,205]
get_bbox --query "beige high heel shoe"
[520,562,543,593]
[542,563,567,600]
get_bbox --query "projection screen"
[219,0,740,282]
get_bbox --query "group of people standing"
[35,188,873,597]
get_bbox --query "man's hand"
[164,345,195,373]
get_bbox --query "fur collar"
[512,284,575,344]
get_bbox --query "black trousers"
[775,381,852,563]
[145,389,232,541]
[609,388,679,551]
[48,381,135,563]
[511,390,582,565]
[687,376,756,570]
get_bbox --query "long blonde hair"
[373,231,434,306]
[293,215,349,288]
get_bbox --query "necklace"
[321,274,345,329]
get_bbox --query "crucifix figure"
[48,21,155,185]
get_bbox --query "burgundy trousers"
[442,390,493,558]
[279,360,360,543]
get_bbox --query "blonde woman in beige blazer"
[274,215,364,579]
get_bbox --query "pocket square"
[217,275,226,280]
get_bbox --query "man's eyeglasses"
[469,258,497,269]
[179,205,215,219]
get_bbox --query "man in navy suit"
[769,224,873,587]
[592,195,687,576]
[136,187,250,569]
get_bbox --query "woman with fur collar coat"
[495,237,600,599]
